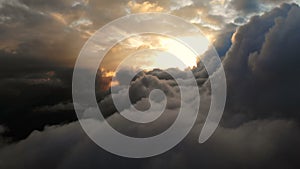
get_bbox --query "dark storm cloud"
[0,45,81,140]
[0,0,85,140]
[223,3,300,126]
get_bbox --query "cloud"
[96,67,198,118]
[1,2,300,169]
[0,126,7,143]
[222,3,300,126]
[0,0,87,140]
[230,0,260,13]
[233,17,246,24]
[33,102,74,113]
[211,23,236,57]
[260,0,293,5]
[148,119,300,169]
[0,118,299,169]
[0,52,77,140]
[127,1,165,13]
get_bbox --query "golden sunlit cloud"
[50,12,68,25]
[101,69,116,78]
[127,1,164,13]
[210,0,227,6]
[98,68,119,89]
[231,31,238,43]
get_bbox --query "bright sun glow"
[156,36,209,69]
[117,35,210,71]
[99,34,210,78]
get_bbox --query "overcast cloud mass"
[0,0,300,169]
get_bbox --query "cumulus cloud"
[223,3,300,126]
[96,67,198,118]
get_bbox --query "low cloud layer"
[0,118,299,169]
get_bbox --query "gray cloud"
[0,0,87,140]
[0,118,299,169]
[223,3,300,126]
[97,68,196,119]
[230,0,260,13]
[260,0,293,4]
[234,17,246,24]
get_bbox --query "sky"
[1,0,300,168]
